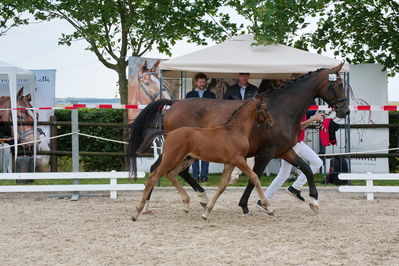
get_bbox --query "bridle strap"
[327,69,348,109]
[138,71,162,102]
[252,97,268,125]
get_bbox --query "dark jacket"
[223,83,258,100]
[185,89,216,99]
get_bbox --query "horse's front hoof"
[131,216,137,222]
[309,197,319,213]
[201,214,207,221]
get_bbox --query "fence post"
[71,101,80,200]
[366,172,374,200]
[50,115,58,172]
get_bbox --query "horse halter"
[7,106,45,145]
[252,96,269,126]
[327,69,348,110]
[138,71,162,102]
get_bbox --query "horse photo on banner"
[31,69,56,172]
[127,57,180,123]
[0,68,55,173]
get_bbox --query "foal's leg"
[132,171,162,221]
[179,167,209,208]
[142,155,163,214]
[166,158,196,214]
[202,164,235,221]
[235,157,274,215]
[145,154,208,213]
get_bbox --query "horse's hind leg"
[142,154,163,214]
[179,166,209,208]
[238,153,273,214]
[132,171,161,221]
[235,157,274,215]
[167,173,190,214]
[281,149,319,213]
[166,159,195,214]
[202,164,234,221]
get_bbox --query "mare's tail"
[127,99,173,177]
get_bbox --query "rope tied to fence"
[1,131,398,158]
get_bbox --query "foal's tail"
[127,99,173,177]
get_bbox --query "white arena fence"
[0,171,145,199]
[338,172,399,200]
[0,103,396,198]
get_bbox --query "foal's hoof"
[309,198,319,213]
[131,216,137,222]
[200,202,207,209]
[201,215,207,221]
[197,192,209,209]
[142,201,151,214]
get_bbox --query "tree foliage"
[298,0,399,76]
[0,0,31,36]
[31,0,238,103]
[227,0,325,45]
[228,0,399,76]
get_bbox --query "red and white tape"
[0,104,397,111]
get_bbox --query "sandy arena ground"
[0,187,398,265]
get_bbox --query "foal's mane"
[223,100,251,126]
[223,91,266,126]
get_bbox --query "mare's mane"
[262,68,327,102]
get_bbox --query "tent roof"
[0,60,35,79]
[160,35,349,79]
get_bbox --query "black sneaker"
[255,200,275,216]
[287,186,305,202]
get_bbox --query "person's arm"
[300,113,324,129]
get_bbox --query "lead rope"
[310,110,334,134]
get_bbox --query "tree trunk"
[116,63,129,170]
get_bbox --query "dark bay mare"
[132,94,274,221]
[128,63,350,214]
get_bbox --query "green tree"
[228,0,399,76]
[31,0,237,104]
[227,0,325,45]
[298,0,399,76]
[0,0,31,36]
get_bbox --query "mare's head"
[253,93,274,128]
[316,63,350,118]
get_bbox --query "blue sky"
[1,18,398,101]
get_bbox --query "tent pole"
[344,72,352,173]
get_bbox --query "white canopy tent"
[0,60,37,167]
[160,34,349,79]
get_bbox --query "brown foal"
[132,94,274,221]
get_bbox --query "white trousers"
[230,157,255,179]
[265,141,322,201]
